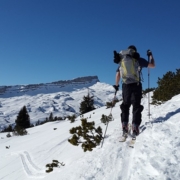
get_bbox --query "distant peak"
[0,76,100,98]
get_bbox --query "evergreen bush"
[100,114,113,125]
[67,114,76,123]
[13,106,30,136]
[46,160,65,173]
[79,93,95,115]
[68,118,103,152]
[15,106,30,129]
[152,69,180,104]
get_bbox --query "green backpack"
[119,49,140,84]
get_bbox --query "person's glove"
[113,85,119,92]
[113,51,121,64]
[147,49,152,57]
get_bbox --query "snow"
[0,82,180,180]
[0,82,118,129]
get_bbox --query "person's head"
[128,45,137,52]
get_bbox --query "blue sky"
[0,0,180,90]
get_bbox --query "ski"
[119,134,128,142]
[119,123,132,142]
[129,137,136,148]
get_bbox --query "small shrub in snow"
[100,114,113,125]
[46,160,65,173]
[6,132,11,138]
[106,98,119,109]
[67,114,76,123]
[68,118,103,152]
[5,145,10,149]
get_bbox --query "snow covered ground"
[0,85,180,180]
[0,82,119,130]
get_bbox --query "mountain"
[0,76,99,97]
[0,76,119,130]
[0,90,180,179]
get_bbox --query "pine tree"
[68,118,103,152]
[152,69,180,104]
[79,93,95,115]
[15,106,30,129]
[2,125,13,132]
[49,112,54,121]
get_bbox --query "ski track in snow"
[24,151,42,171]
[119,142,134,180]
[116,125,140,180]
[60,128,136,180]
[19,151,45,178]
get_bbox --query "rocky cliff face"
[0,76,99,98]
[0,76,118,130]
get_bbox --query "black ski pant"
[120,82,144,127]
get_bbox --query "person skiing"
[113,45,155,137]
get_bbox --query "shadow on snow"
[140,108,180,134]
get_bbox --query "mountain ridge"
[0,76,99,98]
[0,76,120,130]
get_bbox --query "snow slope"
[0,82,120,130]
[0,90,180,180]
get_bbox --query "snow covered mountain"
[0,76,99,97]
[1,89,180,180]
[0,76,120,130]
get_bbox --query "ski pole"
[148,55,150,120]
[101,91,117,148]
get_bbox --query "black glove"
[113,85,119,92]
[113,51,121,64]
[147,49,152,57]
